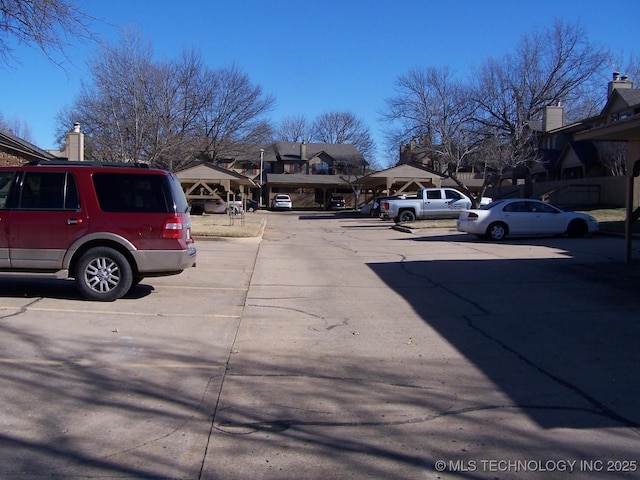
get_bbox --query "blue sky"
[1,0,638,165]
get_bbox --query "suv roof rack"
[26,160,151,168]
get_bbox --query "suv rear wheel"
[75,247,133,301]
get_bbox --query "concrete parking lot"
[1,211,640,479]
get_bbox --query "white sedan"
[457,198,599,240]
[271,194,292,210]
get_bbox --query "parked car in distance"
[271,194,292,210]
[325,195,346,210]
[360,201,374,216]
[0,161,196,301]
[457,198,599,240]
[190,198,242,215]
[246,198,260,212]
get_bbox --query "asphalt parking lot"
[1,211,640,479]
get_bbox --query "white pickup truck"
[381,188,476,223]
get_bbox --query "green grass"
[578,208,640,234]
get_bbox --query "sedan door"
[529,202,567,234]
[500,201,534,235]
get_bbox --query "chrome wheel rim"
[84,257,121,293]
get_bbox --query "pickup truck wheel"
[397,210,416,223]
[75,247,133,301]
[191,205,204,215]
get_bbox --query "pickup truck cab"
[382,188,472,223]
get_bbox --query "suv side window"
[0,171,15,208]
[93,173,171,213]
[18,172,80,210]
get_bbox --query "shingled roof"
[274,142,367,165]
[0,130,57,164]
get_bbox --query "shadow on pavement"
[367,253,640,431]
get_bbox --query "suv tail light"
[162,215,184,239]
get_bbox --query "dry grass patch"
[190,213,265,238]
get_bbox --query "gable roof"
[274,142,367,165]
[0,130,57,163]
[358,162,446,189]
[600,88,640,118]
[563,141,600,166]
[359,162,445,181]
[176,161,256,185]
[574,88,640,143]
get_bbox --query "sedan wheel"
[567,219,588,237]
[487,222,507,241]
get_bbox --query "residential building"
[527,73,640,207]
[1,123,85,166]
[0,131,57,166]
[216,141,369,208]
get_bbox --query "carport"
[357,164,445,202]
[264,173,358,208]
[176,161,256,208]
[575,114,640,263]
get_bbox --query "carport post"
[625,173,634,264]
[259,148,264,206]
[625,144,640,264]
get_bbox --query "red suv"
[0,161,196,301]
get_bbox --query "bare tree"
[274,115,312,142]
[64,31,158,163]
[0,0,95,67]
[471,20,608,179]
[196,63,275,162]
[598,142,627,176]
[310,111,376,161]
[382,66,484,202]
[0,111,33,141]
[144,49,209,170]
[59,32,274,170]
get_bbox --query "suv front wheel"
[75,247,133,301]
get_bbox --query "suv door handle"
[67,218,84,225]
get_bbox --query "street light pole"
[259,148,264,206]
